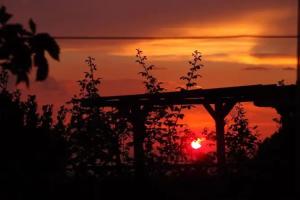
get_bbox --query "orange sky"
[3,0,297,138]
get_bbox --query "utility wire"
[54,35,297,40]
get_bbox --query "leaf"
[33,33,60,60]
[29,18,36,34]
[9,43,32,85]
[34,52,49,81]
[0,6,12,25]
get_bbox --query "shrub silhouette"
[225,103,260,166]
[0,70,66,199]
[65,57,129,178]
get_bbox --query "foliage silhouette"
[135,49,204,176]
[65,57,130,178]
[0,70,66,199]
[251,107,296,198]
[225,103,260,166]
[0,6,60,85]
[0,49,296,199]
[2,4,295,199]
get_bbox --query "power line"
[54,35,297,40]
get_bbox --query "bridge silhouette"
[82,84,297,176]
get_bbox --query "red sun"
[191,138,203,150]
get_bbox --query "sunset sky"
[2,0,298,138]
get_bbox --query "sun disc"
[191,138,202,149]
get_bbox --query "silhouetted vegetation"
[135,49,203,175]
[0,73,66,199]
[0,6,59,85]
[1,51,296,199]
[0,6,296,199]
[225,104,260,170]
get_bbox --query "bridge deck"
[82,84,296,107]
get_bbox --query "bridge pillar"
[203,101,236,173]
[131,105,147,180]
[119,105,148,180]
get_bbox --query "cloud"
[282,67,296,71]
[2,0,296,36]
[249,39,296,69]
[243,65,297,71]
[251,39,296,56]
[250,53,294,59]
[4,0,296,73]
[243,66,270,71]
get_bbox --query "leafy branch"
[0,6,60,85]
[136,49,164,94]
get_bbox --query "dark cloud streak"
[282,67,296,71]
[243,66,270,71]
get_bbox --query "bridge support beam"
[203,101,236,173]
[131,106,147,180]
[120,105,148,180]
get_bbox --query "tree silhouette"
[23,95,39,129]
[225,103,260,166]
[0,6,60,85]
[0,70,66,199]
[65,57,128,178]
[136,50,203,175]
[251,109,296,198]
[160,50,203,164]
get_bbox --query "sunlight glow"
[110,39,255,59]
[191,138,203,150]
[208,54,297,66]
